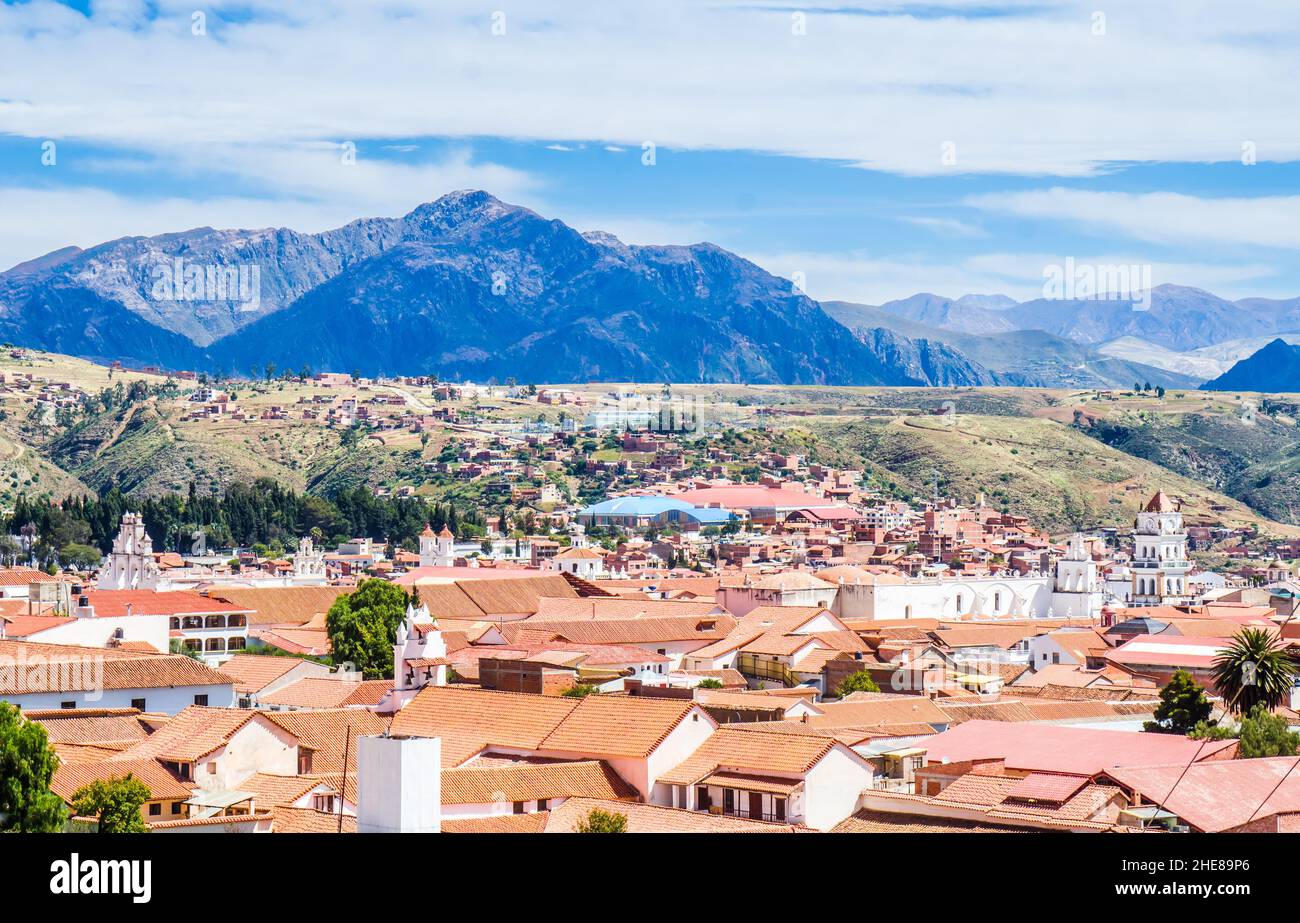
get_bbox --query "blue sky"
[2,0,1300,304]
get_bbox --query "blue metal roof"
[579,495,733,524]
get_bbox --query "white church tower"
[97,513,161,591]
[1049,533,1105,619]
[292,536,326,580]
[1130,491,1191,605]
[418,524,455,568]
[384,593,448,713]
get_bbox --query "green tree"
[574,807,628,833]
[696,678,724,689]
[1144,669,1213,734]
[835,670,881,698]
[1213,627,1297,715]
[0,703,66,832]
[71,775,151,833]
[1238,704,1300,757]
[325,578,410,678]
[562,683,600,698]
[60,542,103,570]
[1193,703,1300,758]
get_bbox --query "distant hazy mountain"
[1202,339,1300,392]
[868,285,1300,358]
[823,300,1202,390]
[878,293,1020,336]
[0,191,998,387]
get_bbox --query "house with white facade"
[653,724,875,830]
[0,640,236,712]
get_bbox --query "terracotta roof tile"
[51,758,193,803]
[440,760,638,805]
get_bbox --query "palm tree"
[1213,627,1297,715]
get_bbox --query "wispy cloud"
[2,1,1299,176]
[967,188,1300,251]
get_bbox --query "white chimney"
[356,734,441,833]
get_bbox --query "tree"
[71,775,151,833]
[835,670,881,698]
[574,807,628,833]
[1213,627,1297,714]
[325,578,410,678]
[1238,704,1300,757]
[1193,703,1300,758]
[60,542,103,570]
[1144,669,1213,734]
[0,703,67,832]
[562,683,600,698]
[696,678,724,689]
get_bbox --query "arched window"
[205,637,225,652]
[204,615,226,629]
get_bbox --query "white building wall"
[197,719,299,792]
[0,682,235,713]
[357,735,443,833]
[802,746,877,831]
[842,576,1056,621]
[26,615,169,652]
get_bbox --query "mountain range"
[3,190,1300,389]
[0,191,997,387]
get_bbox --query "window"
[1052,652,1060,664]
[208,762,218,774]
[774,797,786,821]
[131,698,146,711]
[696,786,711,810]
[537,799,549,811]
[171,802,183,815]
[194,694,208,706]
[61,701,76,710]
[149,803,161,816]
[512,801,525,815]
[723,789,735,814]
[298,752,313,774]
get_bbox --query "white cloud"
[967,188,1300,251]
[1,1,1298,176]
[903,216,987,238]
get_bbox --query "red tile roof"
[921,721,1237,776]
